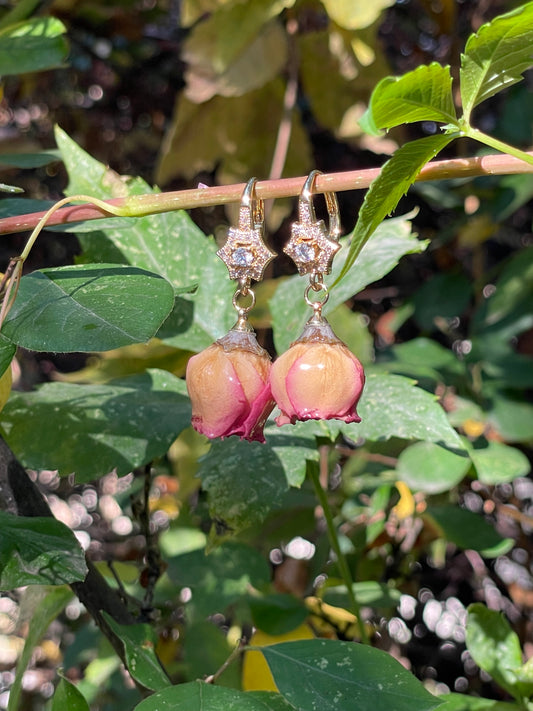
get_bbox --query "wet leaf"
[2,264,174,352]
[261,639,441,711]
[0,512,87,589]
[1,369,191,481]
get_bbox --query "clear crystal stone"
[294,243,315,262]
[232,247,254,266]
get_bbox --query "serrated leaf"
[7,586,73,711]
[133,681,293,711]
[460,2,533,122]
[0,369,191,481]
[0,512,87,589]
[0,17,68,76]
[102,613,171,692]
[397,442,471,494]
[166,542,270,620]
[271,215,425,353]
[261,639,441,711]
[466,603,523,699]
[426,506,512,558]
[360,63,456,134]
[55,126,236,351]
[199,430,318,540]
[343,373,464,449]
[51,677,90,711]
[1,264,174,352]
[336,134,453,284]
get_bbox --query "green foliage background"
[0,2,532,711]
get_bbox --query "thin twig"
[308,450,370,644]
[0,150,532,235]
[204,639,246,684]
[268,15,299,182]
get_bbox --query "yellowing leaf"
[320,0,395,29]
[242,624,314,691]
[305,596,358,637]
[156,80,312,185]
[0,365,12,413]
[392,481,416,520]
[184,19,288,102]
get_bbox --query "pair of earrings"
[185,171,365,443]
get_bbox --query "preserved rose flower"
[186,328,275,443]
[270,315,365,426]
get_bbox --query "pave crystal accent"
[217,226,276,282]
[232,247,254,266]
[294,242,316,262]
[284,218,340,275]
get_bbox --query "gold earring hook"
[284,169,342,277]
[217,177,276,283]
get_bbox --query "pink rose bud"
[186,329,275,443]
[270,316,365,426]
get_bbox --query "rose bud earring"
[186,178,276,443]
[270,170,365,426]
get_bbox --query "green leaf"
[0,334,16,378]
[336,134,453,283]
[1,370,191,481]
[199,426,319,541]
[397,442,471,494]
[344,373,464,449]
[412,272,472,331]
[249,594,309,636]
[473,246,533,337]
[466,603,523,700]
[102,613,171,691]
[55,126,236,352]
[166,542,270,620]
[469,440,530,485]
[360,63,456,134]
[0,17,68,76]
[460,2,533,122]
[271,215,425,354]
[0,150,61,168]
[51,677,90,711]
[7,586,73,711]
[437,692,519,710]
[1,264,175,353]
[0,182,23,193]
[488,392,533,443]
[323,581,401,610]
[183,621,241,687]
[425,506,513,558]
[133,681,293,711]
[0,511,87,589]
[386,337,463,382]
[261,639,441,711]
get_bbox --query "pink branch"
[0,151,532,236]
